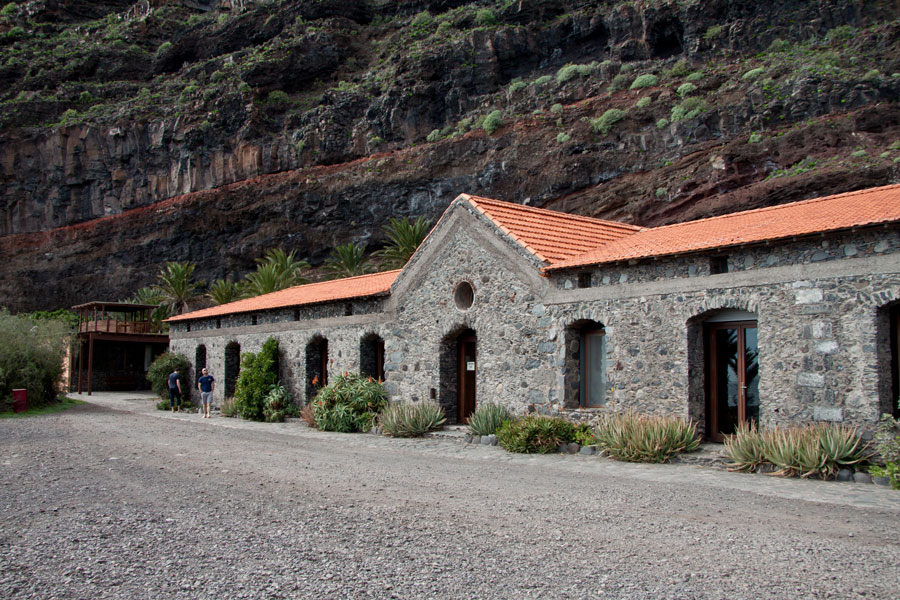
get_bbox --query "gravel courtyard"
[2,393,899,600]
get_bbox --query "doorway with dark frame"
[704,318,759,442]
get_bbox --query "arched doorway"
[563,320,607,408]
[702,310,759,442]
[439,328,477,424]
[305,336,328,401]
[360,333,385,381]
[878,302,900,418]
[224,341,240,398]
[195,345,207,372]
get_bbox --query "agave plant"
[593,411,700,463]
[761,426,824,478]
[467,402,512,436]
[815,423,871,476]
[724,421,766,472]
[379,401,446,437]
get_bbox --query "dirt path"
[1,395,898,599]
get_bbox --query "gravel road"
[2,394,899,600]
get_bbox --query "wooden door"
[706,321,759,442]
[458,334,477,422]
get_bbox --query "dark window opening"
[710,256,728,275]
[216,318,221,329]
[344,303,353,316]
[251,315,258,326]
[454,281,475,310]
[577,272,592,288]
[293,309,300,321]
[224,342,241,398]
[360,334,385,381]
[305,337,328,400]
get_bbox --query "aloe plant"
[467,402,512,436]
[379,401,446,437]
[593,411,700,463]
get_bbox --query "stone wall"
[544,237,900,432]
[169,205,900,434]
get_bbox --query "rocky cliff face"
[1,0,899,311]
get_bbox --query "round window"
[454,281,475,310]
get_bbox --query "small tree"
[146,352,192,400]
[0,309,72,409]
[233,338,280,421]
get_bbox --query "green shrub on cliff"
[590,108,626,134]
[482,109,504,134]
[630,74,658,89]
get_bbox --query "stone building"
[167,184,900,439]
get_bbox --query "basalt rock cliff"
[1,0,900,311]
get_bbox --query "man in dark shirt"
[168,368,182,412]
[196,368,215,418]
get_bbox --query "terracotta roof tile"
[546,183,900,271]
[461,194,643,264]
[167,270,400,322]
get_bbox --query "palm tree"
[375,216,432,269]
[243,263,291,297]
[324,242,372,279]
[208,278,245,305]
[128,286,171,325]
[153,261,205,315]
[255,248,310,287]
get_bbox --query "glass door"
[581,330,606,407]
[706,321,759,441]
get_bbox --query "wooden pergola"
[72,301,169,395]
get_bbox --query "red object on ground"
[12,389,26,413]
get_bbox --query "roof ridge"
[466,199,550,262]
[545,183,900,271]
[465,194,644,232]
[643,182,900,234]
[285,268,402,290]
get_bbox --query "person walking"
[168,367,183,412]
[196,368,215,418]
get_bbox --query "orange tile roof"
[167,270,400,322]
[461,194,643,264]
[546,183,900,271]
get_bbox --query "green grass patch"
[0,397,85,419]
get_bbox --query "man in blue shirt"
[168,368,182,412]
[196,368,215,418]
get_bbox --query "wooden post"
[77,338,83,394]
[87,334,94,396]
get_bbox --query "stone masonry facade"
[169,197,900,436]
